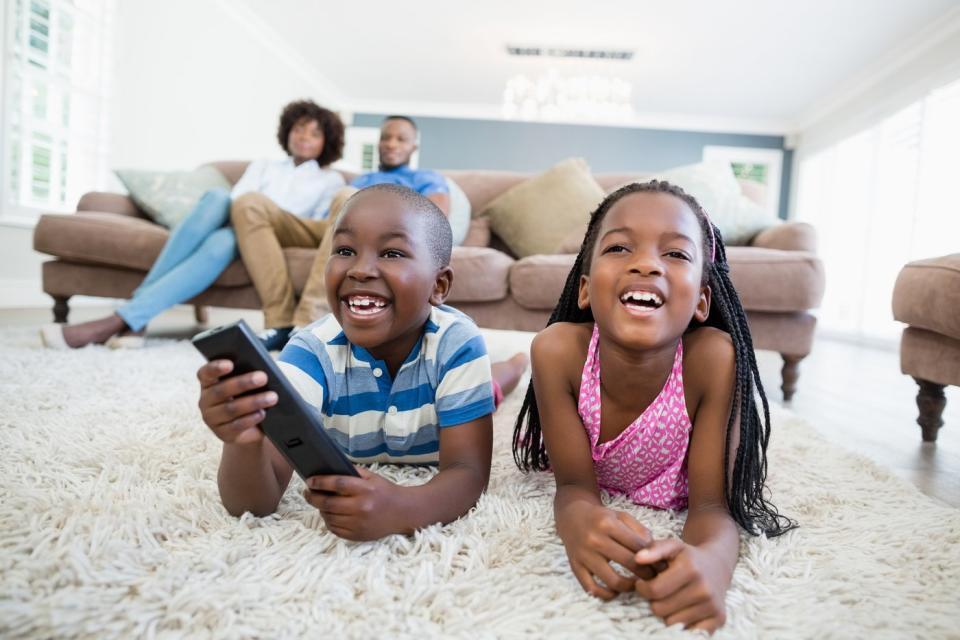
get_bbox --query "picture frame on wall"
[702,145,783,216]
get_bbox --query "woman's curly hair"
[276,100,345,166]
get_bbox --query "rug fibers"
[0,327,958,639]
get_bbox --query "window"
[795,77,960,342]
[2,0,114,218]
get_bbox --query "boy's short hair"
[346,184,452,267]
[382,114,418,131]
[277,100,345,166]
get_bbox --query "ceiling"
[239,0,959,133]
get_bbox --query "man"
[231,115,451,350]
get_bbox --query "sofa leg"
[914,378,946,442]
[781,355,803,402]
[52,296,71,323]
[194,305,209,326]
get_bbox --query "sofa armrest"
[750,222,817,253]
[77,192,147,219]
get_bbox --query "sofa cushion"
[726,247,825,312]
[893,254,960,340]
[447,247,513,303]
[506,249,825,313]
[35,212,170,272]
[480,158,606,258]
[510,254,577,310]
[115,166,232,228]
[34,211,251,287]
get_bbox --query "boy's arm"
[397,413,493,530]
[197,360,295,517]
[219,439,293,517]
[531,325,652,598]
[304,415,492,541]
[633,329,740,632]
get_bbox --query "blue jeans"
[117,188,237,331]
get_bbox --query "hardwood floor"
[4,303,958,507]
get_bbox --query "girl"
[512,180,793,632]
[42,100,345,349]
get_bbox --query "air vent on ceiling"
[506,45,634,61]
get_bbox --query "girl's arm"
[532,324,652,599]
[634,327,739,632]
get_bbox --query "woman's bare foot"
[492,352,530,397]
[52,314,129,348]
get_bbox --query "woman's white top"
[231,157,345,220]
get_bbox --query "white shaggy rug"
[1,327,958,639]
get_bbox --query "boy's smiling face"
[325,190,452,371]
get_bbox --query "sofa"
[892,254,960,441]
[33,161,825,399]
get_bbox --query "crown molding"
[347,99,790,136]
[213,0,349,107]
[794,5,960,132]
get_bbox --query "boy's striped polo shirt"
[276,305,495,464]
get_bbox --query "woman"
[42,99,346,349]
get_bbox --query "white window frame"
[1,0,114,227]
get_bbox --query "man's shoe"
[258,326,294,351]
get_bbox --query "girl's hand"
[633,538,731,633]
[304,467,404,541]
[557,502,654,600]
[196,360,277,445]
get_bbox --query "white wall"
[0,0,347,309]
[787,14,960,218]
[109,0,347,176]
[794,13,960,154]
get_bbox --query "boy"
[197,184,525,541]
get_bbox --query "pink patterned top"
[577,324,691,510]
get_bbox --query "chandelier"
[502,69,634,122]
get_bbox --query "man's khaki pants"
[230,188,357,328]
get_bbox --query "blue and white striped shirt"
[276,305,495,464]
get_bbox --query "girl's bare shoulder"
[531,322,593,369]
[682,326,735,391]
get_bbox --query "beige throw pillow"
[480,158,606,258]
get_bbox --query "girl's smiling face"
[578,191,711,350]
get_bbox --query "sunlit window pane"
[796,78,960,341]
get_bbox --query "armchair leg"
[781,354,804,402]
[913,378,946,442]
[194,305,209,326]
[52,296,71,323]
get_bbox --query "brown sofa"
[892,254,960,441]
[33,161,825,399]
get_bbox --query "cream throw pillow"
[481,157,606,258]
[634,160,779,245]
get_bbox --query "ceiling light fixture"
[502,70,635,123]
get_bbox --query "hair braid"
[512,180,795,537]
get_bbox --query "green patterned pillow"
[115,166,232,228]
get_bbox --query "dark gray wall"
[354,113,793,219]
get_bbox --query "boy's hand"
[633,539,730,633]
[197,360,278,445]
[304,467,404,541]
[556,502,654,600]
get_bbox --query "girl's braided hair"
[512,180,795,537]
